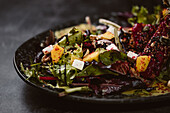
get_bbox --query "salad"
[21,6,170,98]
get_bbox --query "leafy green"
[133,89,150,96]
[20,62,42,84]
[99,50,127,66]
[57,50,71,65]
[128,5,162,26]
[77,64,118,77]
[48,64,78,86]
[73,43,83,58]
[58,27,83,49]
[69,27,79,34]
[21,62,32,78]
[95,48,106,54]
[132,6,140,16]
[21,60,79,86]
[30,63,42,67]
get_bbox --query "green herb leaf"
[132,6,140,16]
[128,5,162,26]
[77,64,118,77]
[48,64,78,86]
[99,50,127,66]
[58,28,83,49]
[73,43,83,58]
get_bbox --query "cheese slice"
[51,44,64,63]
[70,55,82,64]
[107,26,115,34]
[72,59,84,70]
[136,56,151,72]
[42,45,53,54]
[127,51,138,59]
[106,44,119,51]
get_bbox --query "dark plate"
[13,13,170,104]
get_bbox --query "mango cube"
[100,32,114,40]
[83,51,99,62]
[51,44,64,63]
[136,56,151,72]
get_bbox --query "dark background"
[1,0,170,113]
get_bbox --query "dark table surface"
[1,0,170,113]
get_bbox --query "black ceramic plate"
[14,13,170,104]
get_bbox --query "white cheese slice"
[107,26,115,34]
[107,26,121,37]
[106,44,119,51]
[117,30,121,36]
[72,59,84,70]
[127,51,138,59]
[42,45,53,54]
[97,39,112,45]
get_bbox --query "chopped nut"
[84,49,90,57]
[92,40,96,48]
[167,80,170,87]
[162,36,168,39]
[151,42,155,47]
[90,35,98,40]
[41,55,51,62]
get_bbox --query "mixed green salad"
[21,6,170,97]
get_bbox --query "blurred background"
[0,0,162,42]
[1,0,169,113]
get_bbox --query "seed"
[151,42,155,47]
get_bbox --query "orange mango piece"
[136,56,151,72]
[51,44,64,63]
[83,51,99,62]
[100,32,114,40]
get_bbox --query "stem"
[58,86,90,97]
[71,83,89,86]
